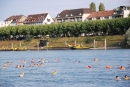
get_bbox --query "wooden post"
[105,39,106,50]
[65,40,67,49]
[37,42,39,51]
[75,40,76,46]
[46,42,49,50]
[20,42,21,47]
[94,40,95,50]
[12,43,13,48]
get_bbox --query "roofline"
[28,13,48,16]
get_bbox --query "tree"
[123,27,130,48]
[90,2,96,12]
[128,6,130,10]
[128,13,130,17]
[98,3,105,11]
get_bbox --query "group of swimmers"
[1,57,130,79]
[19,70,57,77]
[115,75,130,81]
[2,62,12,69]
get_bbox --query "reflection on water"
[0,49,130,87]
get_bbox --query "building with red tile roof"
[5,15,26,26]
[87,10,115,20]
[86,6,130,21]
[23,13,54,25]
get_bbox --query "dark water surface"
[0,49,130,87]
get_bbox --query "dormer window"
[58,15,60,17]
[47,19,50,22]
[79,13,82,15]
[66,14,68,16]
[70,14,73,16]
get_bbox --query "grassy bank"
[0,35,124,50]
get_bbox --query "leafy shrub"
[85,37,93,44]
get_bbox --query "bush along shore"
[0,17,129,50]
[0,35,124,50]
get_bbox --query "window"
[109,16,112,19]
[66,14,68,16]
[58,15,60,17]
[47,19,50,22]
[79,13,82,15]
[70,14,73,16]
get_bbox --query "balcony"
[57,19,62,23]
[69,18,75,22]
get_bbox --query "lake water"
[0,49,130,87]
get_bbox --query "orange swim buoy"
[106,65,111,69]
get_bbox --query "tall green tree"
[128,6,130,10]
[98,3,105,11]
[90,2,96,12]
[128,13,130,17]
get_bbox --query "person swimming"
[124,75,129,80]
[52,70,57,75]
[115,76,121,81]
[2,63,6,69]
[31,58,35,63]
[118,66,125,70]
[86,66,92,68]
[19,72,24,77]
[94,58,99,61]
[16,65,19,68]
[106,65,111,69]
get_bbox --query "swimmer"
[9,62,12,65]
[115,76,121,81]
[2,63,6,69]
[106,65,111,69]
[19,72,24,77]
[53,70,57,75]
[124,75,129,80]
[94,58,99,61]
[86,66,91,68]
[75,60,78,63]
[58,58,61,62]
[40,63,44,66]
[31,58,35,63]
[54,58,56,61]
[38,58,41,63]
[118,66,125,70]
[16,65,19,68]
[23,60,26,64]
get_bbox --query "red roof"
[87,10,114,18]
[5,15,23,21]
[24,13,48,23]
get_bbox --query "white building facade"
[114,6,130,18]
[23,13,54,25]
[0,21,6,28]
[42,14,54,24]
[56,8,93,23]
[4,15,27,26]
